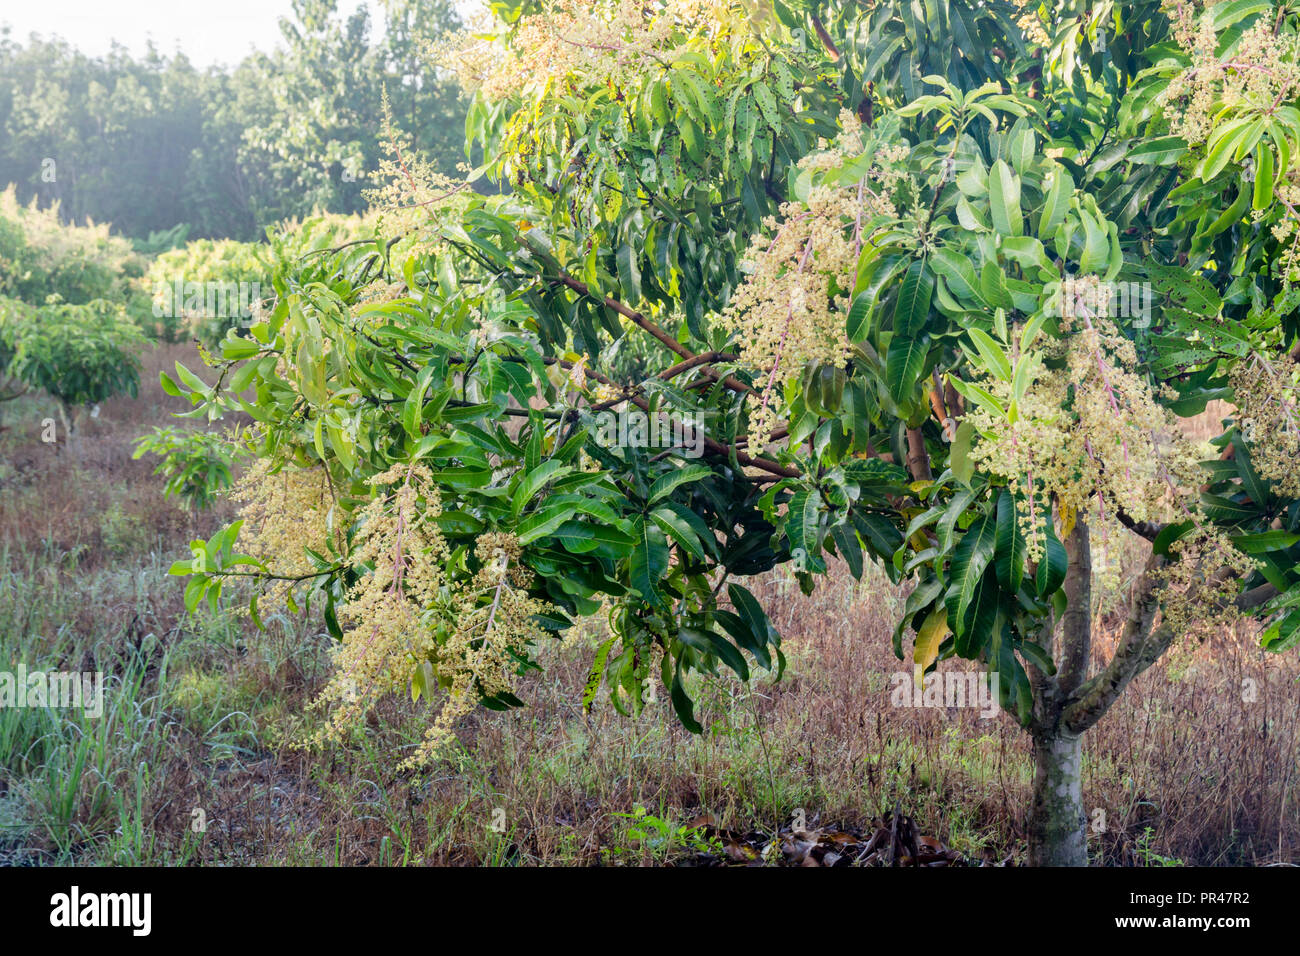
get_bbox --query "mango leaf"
[930,248,982,301]
[582,636,616,713]
[947,512,998,626]
[913,605,950,681]
[670,662,703,733]
[988,159,1023,236]
[894,260,935,337]
[995,489,1026,592]
[1034,520,1068,597]
[629,515,671,607]
[886,333,930,403]
[647,463,713,504]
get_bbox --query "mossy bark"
[1027,727,1087,866]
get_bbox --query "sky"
[0,0,387,69]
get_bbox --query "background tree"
[0,297,144,442]
[169,0,1300,866]
[0,0,467,240]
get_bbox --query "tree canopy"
[0,0,467,240]
[165,0,1300,862]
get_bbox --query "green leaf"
[651,507,709,562]
[670,663,703,733]
[1203,118,1256,180]
[1126,136,1187,166]
[979,260,1014,310]
[930,248,982,302]
[728,583,778,653]
[1229,530,1300,554]
[1037,165,1073,237]
[629,515,671,607]
[1077,207,1109,275]
[1253,144,1275,210]
[647,463,713,505]
[516,501,578,544]
[1234,439,1273,506]
[714,610,771,669]
[1199,492,1262,524]
[1035,521,1068,597]
[830,523,863,579]
[616,242,643,304]
[1018,638,1056,675]
[988,159,1023,236]
[948,376,1006,420]
[846,291,873,342]
[1212,0,1273,31]
[947,512,998,626]
[1261,609,1300,652]
[894,260,935,337]
[886,333,930,403]
[512,459,574,519]
[966,328,1012,381]
[680,626,750,680]
[950,422,976,486]
[995,489,1026,592]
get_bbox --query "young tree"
[2,298,143,443]
[172,0,1300,865]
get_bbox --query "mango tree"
[0,298,144,444]
[170,0,1300,865]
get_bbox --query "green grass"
[0,345,1298,866]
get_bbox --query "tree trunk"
[58,402,80,458]
[1027,726,1087,866]
[1024,517,1091,866]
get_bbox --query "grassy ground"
[1,343,1297,866]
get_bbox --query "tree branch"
[1063,551,1169,734]
[1114,507,1163,542]
[904,427,932,482]
[553,273,753,395]
[809,15,841,61]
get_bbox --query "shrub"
[0,185,143,307]
[132,426,243,510]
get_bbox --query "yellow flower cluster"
[1231,349,1300,498]
[965,350,1069,562]
[298,465,554,769]
[437,0,727,100]
[1264,172,1300,283]
[1062,313,1204,523]
[967,311,1203,559]
[402,533,552,769]
[1016,3,1051,48]
[364,95,470,239]
[722,112,906,447]
[1152,525,1255,637]
[231,458,339,611]
[1161,1,1300,146]
[311,464,449,748]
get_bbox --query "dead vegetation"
[0,344,1296,866]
